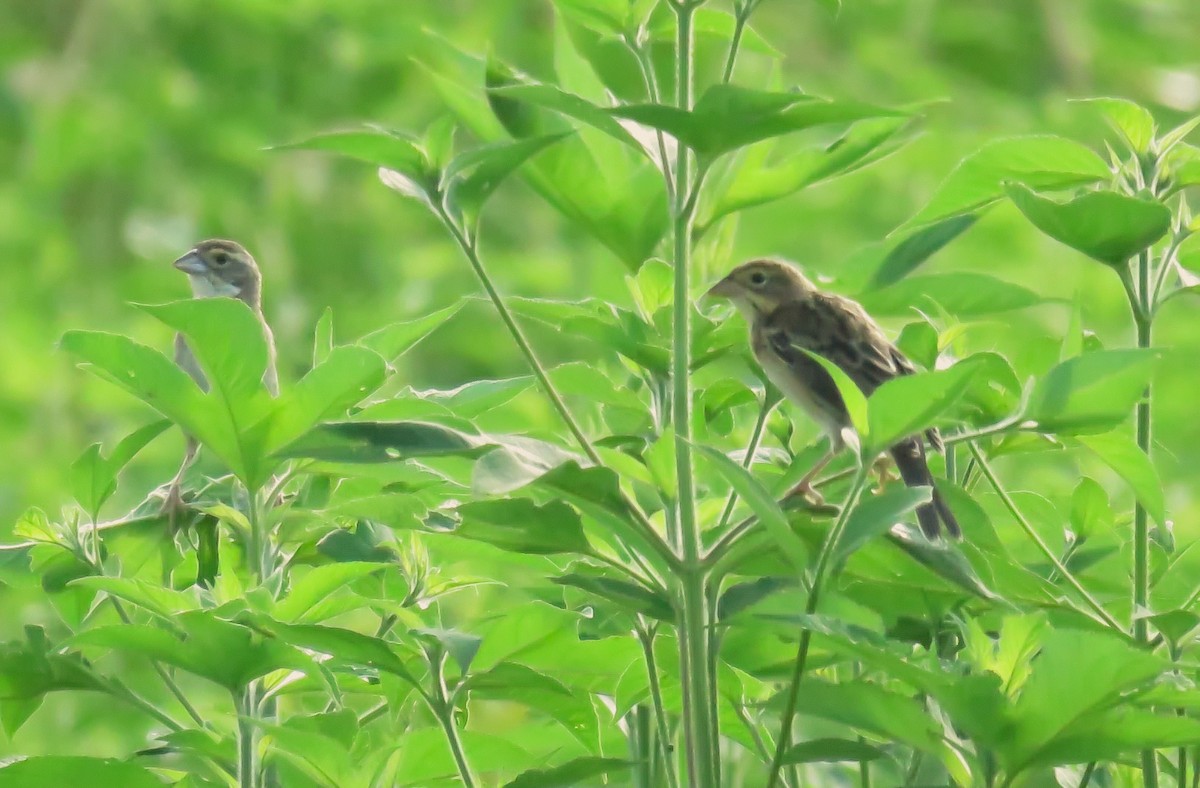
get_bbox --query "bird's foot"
[871,456,895,494]
[784,479,825,507]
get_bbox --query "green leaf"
[70,611,313,691]
[902,136,1110,231]
[867,215,978,289]
[796,348,869,441]
[265,621,418,685]
[706,117,912,227]
[258,345,387,456]
[551,0,629,35]
[70,577,196,621]
[1074,433,1166,527]
[415,628,482,674]
[0,757,166,787]
[554,569,673,621]
[70,419,171,517]
[1005,628,1167,770]
[359,303,462,361]
[274,563,383,623]
[451,498,592,555]
[788,678,943,752]
[1076,97,1156,153]
[697,445,809,571]
[1023,708,1200,769]
[488,83,642,152]
[275,127,434,195]
[834,486,932,564]
[780,738,886,765]
[504,757,633,788]
[448,132,573,219]
[1005,184,1172,266]
[613,84,904,159]
[866,359,981,453]
[856,273,1040,317]
[1024,350,1158,434]
[276,420,489,463]
[312,307,334,368]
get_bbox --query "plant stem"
[766,466,871,788]
[721,0,758,83]
[638,625,681,788]
[967,441,1124,631]
[437,212,677,572]
[430,653,477,788]
[667,4,719,786]
[1078,761,1096,788]
[715,396,776,533]
[1134,248,1159,787]
[626,35,675,197]
[236,687,258,788]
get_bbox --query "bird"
[162,239,278,520]
[705,258,960,539]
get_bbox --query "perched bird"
[163,239,278,518]
[705,258,960,539]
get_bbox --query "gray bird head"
[173,239,262,308]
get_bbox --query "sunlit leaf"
[1024,350,1158,434]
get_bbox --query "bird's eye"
[213,252,229,266]
[749,271,767,286]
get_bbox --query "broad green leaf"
[1024,350,1158,434]
[697,444,809,571]
[70,419,170,517]
[0,757,166,788]
[70,611,314,691]
[59,330,253,482]
[885,522,1003,601]
[552,0,628,35]
[866,359,981,453]
[274,563,384,623]
[415,628,482,674]
[834,486,932,564]
[867,215,978,289]
[0,632,107,705]
[359,303,462,361]
[795,348,869,441]
[1005,184,1172,267]
[1075,97,1156,153]
[554,568,673,621]
[1005,628,1167,770]
[705,117,912,228]
[70,577,196,621]
[613,84,904,159]
[274,127,434,194]
[451,498,592,555]
[257,345,386,455]
[1023,708,1200,769]
[781,738,886,765]
[857,272,1040,317]
[488,84,642,151]
[788,678,943,752]
[1069,477,1113,541]
[1074,433,1165,526]
[504,757,633,788]
[448,132,573,219]
[902,136,1109,230]
[276,420,488,463]
[1160,113,1200,153]
[265,621,418,685]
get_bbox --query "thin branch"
[637,625,681,788]
[967,441,1124,631]
[714,396,777,533]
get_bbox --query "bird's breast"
[751,326,847,439]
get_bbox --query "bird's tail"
[889,438,961,539]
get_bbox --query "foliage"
[3,1,1200,787]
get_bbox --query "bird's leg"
[161,438,199,530]
[785,449,835,506]
[871,454,896,493]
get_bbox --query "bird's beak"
[172,250,207,275]
[704,274,737,300]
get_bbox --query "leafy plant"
[4,3,1200,788]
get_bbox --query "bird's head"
[704,258,816,318]
[173,239,262,307]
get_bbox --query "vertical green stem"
[1134,249,1157,787]
[638,626,682,788]
[767,467,870,788]
[668,4,719,787]
[431,655,477,788]
[237,686,258,788]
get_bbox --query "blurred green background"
[2,0,1199,601]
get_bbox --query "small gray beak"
[704,275,737,300]
[173,250,207,275]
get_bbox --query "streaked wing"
[174,334,210,392]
